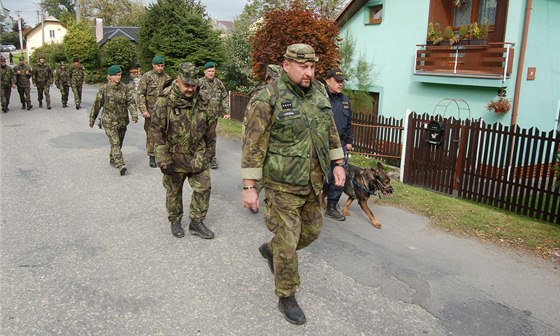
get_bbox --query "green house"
[336,0,559,131]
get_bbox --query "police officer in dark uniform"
[323,68,353,221]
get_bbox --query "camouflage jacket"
[54,67,70,88]
[198,76,230,117]
[69,66,85,87]
[0,65,15,89]
[241,71,343,195]
[151,83,217,173]
[32,63,53,87]
[89,81,138,129]
[137,70,171,114]
[12,64,32,87]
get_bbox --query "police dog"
[322,162,394,229]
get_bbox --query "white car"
[0,45,16,52]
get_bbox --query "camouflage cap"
[177,62,198,85]
[19,56,25,61]
[266,64,281,80]
[72,57,79,62]
[283,43,318,63]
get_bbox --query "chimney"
[95,18,103,43]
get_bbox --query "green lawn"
[219,118,560,262]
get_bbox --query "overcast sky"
[3,0,248,27]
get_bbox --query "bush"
[86,69,107,84]
[30,43,67,66]
[100,37,138,70]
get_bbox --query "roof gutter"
[511,0,533,128]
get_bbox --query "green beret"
[203,61,216,70]
[107,65,122,75]
[152,55,165,65]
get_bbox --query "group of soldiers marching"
[0,55,85,113]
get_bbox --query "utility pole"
[16,11,23,51]
[76,0,81,22]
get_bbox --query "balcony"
[414,42,515,87]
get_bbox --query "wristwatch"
[333,162,345,167]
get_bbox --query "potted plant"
[469,21,488,45]
[426,22,444,46]
[458,24,469,45]
[453,0,467,9]
[486,97,511,114]
[442,25,459,46]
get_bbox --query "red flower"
[486,97,511,113]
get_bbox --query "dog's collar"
[350,175,380,198]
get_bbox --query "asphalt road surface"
[1,84,559,335]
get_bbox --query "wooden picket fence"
[403,113,560,224]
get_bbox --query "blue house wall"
[339,0,560,131]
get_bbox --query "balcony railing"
[414,42,515,82]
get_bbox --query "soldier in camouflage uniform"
[54,61,70,108]
[13,56,33,110]
[241,44,345,325]
[31,55,53,109]
[151,62,217,240]
[198,61,230,169]
[69,57,86,110]
[89,65,138,176]
[0,56,16,113]
[137,55,171,168]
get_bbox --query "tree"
[63,21,99,69]
[82,0,147,26]
[222,11,257,92]
[138,0,225,77]
[242,0,348,20]
[100,37,138,70]
[41,0,76,18]
[30,43,67,65]
[250,0,340,81]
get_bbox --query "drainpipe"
[511,0,532,128]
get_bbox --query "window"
[49,30,55,39]
[453,0,497,27]
[368,5,383,24]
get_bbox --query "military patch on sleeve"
[281,101,293,109]
[278,110,300,119]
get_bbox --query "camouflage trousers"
[263,188,323,298]
[36,85,51,105]
[143,116,155,156]
[1,87,11,108]
[16,86,31,106]
[162,167,211,223]
[104,126,127,168]
[72,85,82,107]
[59,85,69,105]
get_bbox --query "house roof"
[97,26,139,46]
[212,19,233,33]
[335,0,369,28]
[24,16,65,37]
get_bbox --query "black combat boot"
[278,296,306,325]
[149,156,157,168]
[258,243,274,274]
[47,104,51,110]
[188,220,214,239]
[76,105,80,110]
[63,103,67,108]
[22,103,25,109]
[2,107,7,113]
[325,202,346,221]
[119,165,127,176]
[170,221,184,238]
[39,102,42,108]
[210,157,218,169]
[27,104,32,110]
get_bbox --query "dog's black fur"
[322,162,394,229]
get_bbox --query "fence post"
[400,109,412,182]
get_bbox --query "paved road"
[1,84,559,335]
